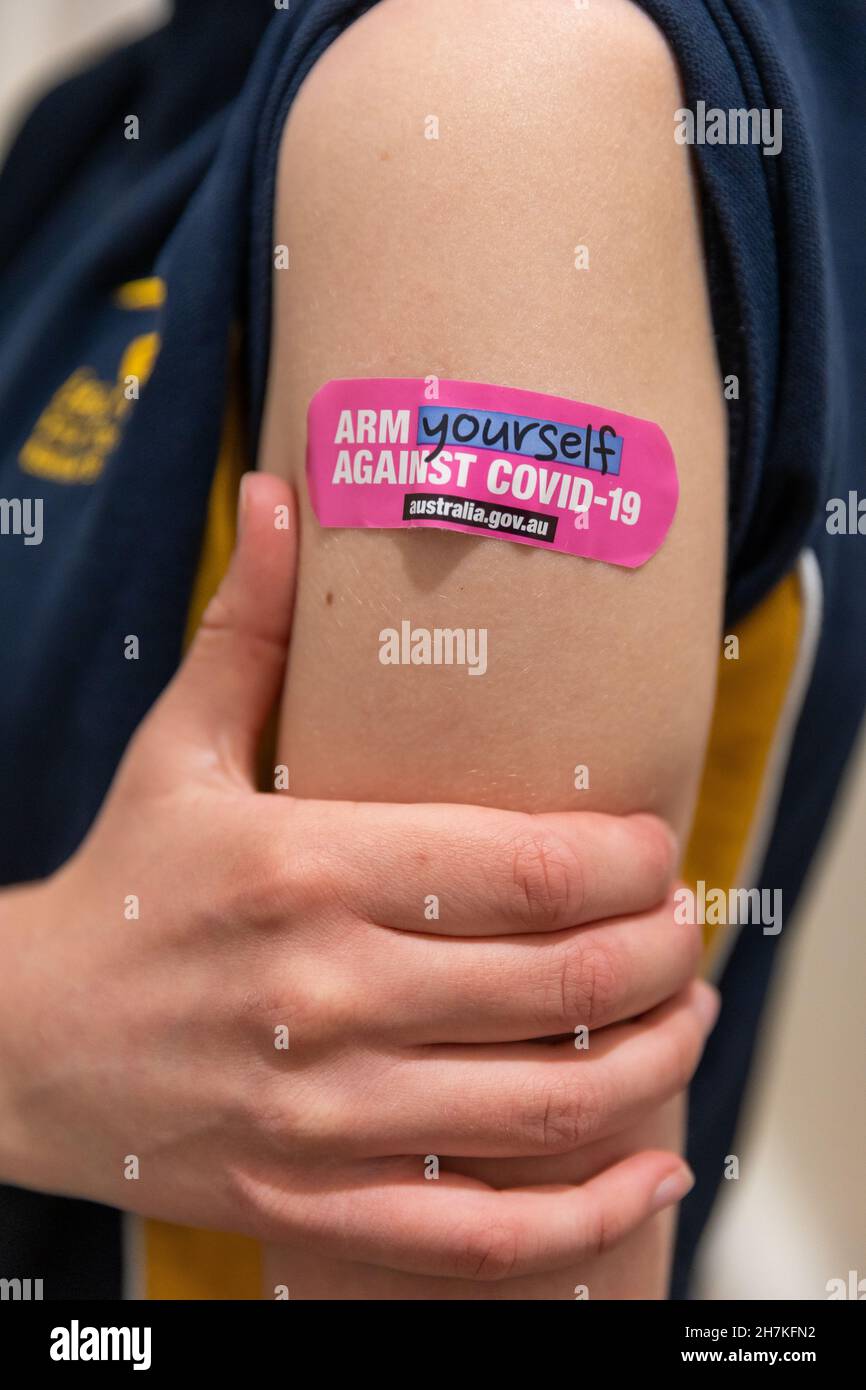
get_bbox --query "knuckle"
[257,957,358,1046]
[296,968,359,1040]
[449,1220,521,1282]
[565,938,621,1030]
[230,836,326,926]
[508,827,582,927]
[247,1073,337,1154]
[520,1076,591,1155]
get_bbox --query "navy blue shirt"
[0,0,863,1297]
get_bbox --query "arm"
[0,478,702,1290]
[259,0,725,1298]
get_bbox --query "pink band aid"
[307,378,678,567]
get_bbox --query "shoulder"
[282,0,686,173]
[263,0,725,599]
[269,0,719,447]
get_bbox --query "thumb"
[153,471,298,785]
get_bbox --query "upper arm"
[259,0,726,837]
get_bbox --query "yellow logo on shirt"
[18,277,164,484]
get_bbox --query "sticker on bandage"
[307,378,678,567]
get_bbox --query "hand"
[0,472,715,1282]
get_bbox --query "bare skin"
[259,0,725,1297]
[0,0,725,1302]
[0,476,713,1285]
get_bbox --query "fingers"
[148,472,297,785]
[327,982,718,1160]
[258,1149,694,1282]
[280,799,677,935]
[361,894,702,1043]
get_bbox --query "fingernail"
[693,981,721,1035]
[651,1164,695,1214]
[237,473,251,538]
